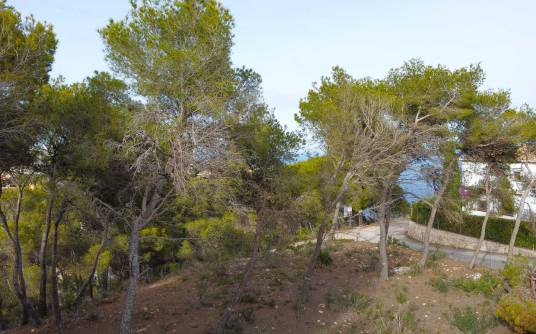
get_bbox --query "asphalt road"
[333,219,514,269]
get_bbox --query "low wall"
[407,221,536,258]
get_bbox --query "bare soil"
[9,240,514,334]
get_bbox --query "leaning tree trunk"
[470,176,492,269]
[300,200,341,299]
[378,182,390,281]
[328,202,341,240]
[419,159,455,268]
[215,213,265,333]
[75,224,108,305]
[38,183,57,316]
[299,172,351,303]
[507,177,536,260]
[120,222,141,334]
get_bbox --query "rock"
[393,266,411,275]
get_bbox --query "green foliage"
[82,244,111,275]
[395,289,408,304]
[386,58,484,124]
[429,276,450,293]
[31,73,127,179]
[496,294,536,333]
[292,189,325,230]
[0,1,57,171]
[185,212,253,260]
[325,289,371,311]
[239,307,255,324]
[317,249,333,267]
[178,240,194,261]
[451,272,502,298]
[294,226,313,241]
[100,0,235,115]
[449,307,498,334]
[411,201,536,248]
[501,258,530,289]
[364,303,418,334]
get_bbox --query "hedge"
[411,201,536,249]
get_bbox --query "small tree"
[0,1,56,325]
[0,170,40,325]
[100,1,239,333]
[297,68,412,290]
[385,60,486,268]
[460,91,518,268]
[507,112,536,260]
[30,73,126,322]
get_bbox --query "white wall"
[460,160,536,220]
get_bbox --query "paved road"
[333,219,512,269]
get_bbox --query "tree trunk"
[120,223,140,334]
[299,218,326,305]
[0,182,40,325]
[378,182,390,281]
[419,159,455,268]
[50,211,62,329]
[470,176,491,269]
[507,177,536,260]
[328,202,341,240]
[215,213,265,333]
[75,224,108,305]
[38,183,57,316]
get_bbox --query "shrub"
[239,307,255,324]
[295,226,313,241]
[429,276,449,293]
[450,307,497,334]
[325,289,370,311]
[411,201,536,249]
[395,289,407,304]
[496,294,536,333]
[318,249,333,267]
[366,303,418,334]
[185,212,253,260]
[501,258,529,289]
[451,272,501,298]
[178,240,194,261]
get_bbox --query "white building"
[460,160,536,220]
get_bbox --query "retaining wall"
[407,221,536,258]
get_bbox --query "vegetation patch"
[449,307,498,334]
[496,294,536,333]
[429,275,450,293]
[325,289,371,312]
[451,272,502,298]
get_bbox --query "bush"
[450,307,498,334]
[429,276,449,293]
[411,201,536,249]
[501,258,529,289]
[178,240,194,261]
[451,272,501,298]
[325,289,370,311]
[496,294,536,333]
[318,249,333,267]
[185,212,253,260]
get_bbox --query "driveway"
[334,219,511,269]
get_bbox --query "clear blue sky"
[14,0,536,131]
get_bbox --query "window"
[513,170,522,181]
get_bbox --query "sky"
[14,0,536,135]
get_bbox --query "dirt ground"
[9,240,515,334]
